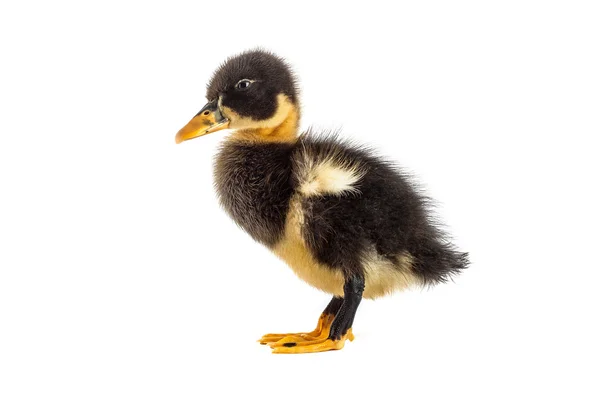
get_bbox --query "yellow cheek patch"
[225,94,299,143]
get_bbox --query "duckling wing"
[287,134,468,297]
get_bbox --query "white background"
[1,1,599,399]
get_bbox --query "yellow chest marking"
[272,197,345,297]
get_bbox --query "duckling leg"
[271,275,364,354]
[258,296,343,344]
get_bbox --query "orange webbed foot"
[270,329,354,354]
[257,314,333,345]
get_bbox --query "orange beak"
[175,100,230,144]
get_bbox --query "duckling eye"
[235,79,253,91]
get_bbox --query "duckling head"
[175,49,300,144]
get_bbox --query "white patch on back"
[295,145,366,197]
[300,160,364,197]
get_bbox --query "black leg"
[323,296,344,317]
[329,275,365,340]
[269,277,365,353]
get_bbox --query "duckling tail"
[411,238,470,285]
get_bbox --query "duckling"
[175,49,469,354]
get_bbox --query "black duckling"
[175,49,469,354]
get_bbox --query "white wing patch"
[298,157,365,197]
